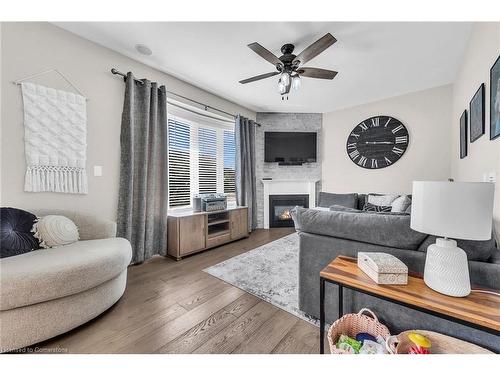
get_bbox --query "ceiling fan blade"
[297,67,338,80]
[247,42,283,67]
[239,71,280,84]
[293,33,337,65]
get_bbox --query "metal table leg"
[320,277,325,354]
[338,284,343,319]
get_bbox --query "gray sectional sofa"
[292,192,500,352]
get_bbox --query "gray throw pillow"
[318,192,358,209]
[329,205,362,213]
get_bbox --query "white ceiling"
[54,22,472,113]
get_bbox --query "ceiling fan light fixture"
[280,72,290,86]
[277,80,286,94]
[292,75,301,91]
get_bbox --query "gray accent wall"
[255,113,322,228]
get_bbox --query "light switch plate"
[488,171,496,183]
[93,166,103,177]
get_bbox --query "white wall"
[322,85,453,195]
[450,23,500,239]
[0,22,255,221]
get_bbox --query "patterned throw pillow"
[363,202,392,212]
[33,215,79,248]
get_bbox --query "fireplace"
[269,194,309,228]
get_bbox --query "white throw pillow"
[33,215,79,248]
[367,194,399,206]
[391,195,412,213]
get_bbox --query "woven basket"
[327,308,391,354]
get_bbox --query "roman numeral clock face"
[346,116,409,169]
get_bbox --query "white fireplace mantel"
[262,179,319,229]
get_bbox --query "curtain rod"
[111,68,240,120]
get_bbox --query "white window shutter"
[168,115,236,208]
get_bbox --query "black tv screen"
[264,132,317,164]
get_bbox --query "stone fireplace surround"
[255,113,322,228]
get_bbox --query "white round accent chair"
[0,209,132,352]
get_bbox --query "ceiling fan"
[239,33,338,100]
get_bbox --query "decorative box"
[357,252,408,285]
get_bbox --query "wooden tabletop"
[320,256,500,333]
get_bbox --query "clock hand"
[364,141,394,145]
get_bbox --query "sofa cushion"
[0,207,40,258]
[318,192,358,209]
[0,237,132,311]
[417,235,497,262]
[292,206,428,250]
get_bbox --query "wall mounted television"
[264,131,317,165]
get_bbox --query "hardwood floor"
[35,228,321,354]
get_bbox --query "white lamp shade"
[411,181,494,240]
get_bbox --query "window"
[223,130,236,198]
[168,115,236,208]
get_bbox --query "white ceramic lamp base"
[423,238,471,297]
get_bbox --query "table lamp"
[411,181,494,297]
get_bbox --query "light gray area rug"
[204,232,318,325]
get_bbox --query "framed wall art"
[469,83,485,142]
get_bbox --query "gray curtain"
[235,115,257,231]
[117,72,169,264]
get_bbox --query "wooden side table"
[319,256,500,354]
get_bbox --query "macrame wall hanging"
[14,70,89,194]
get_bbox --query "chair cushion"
[0,207,40,259]
[318,192,358,209]
[0,238,132,310]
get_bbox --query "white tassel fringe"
[25,166,88,194]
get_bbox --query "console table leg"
[320,277,325,354]
[338,284,343,319]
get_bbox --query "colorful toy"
[407,332,432,354]
[336,334,362,354]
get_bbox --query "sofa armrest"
[292,206,427,250]
[469,260,500,290]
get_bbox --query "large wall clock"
[346,115,409,169]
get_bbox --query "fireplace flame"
[279,210,292,220]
